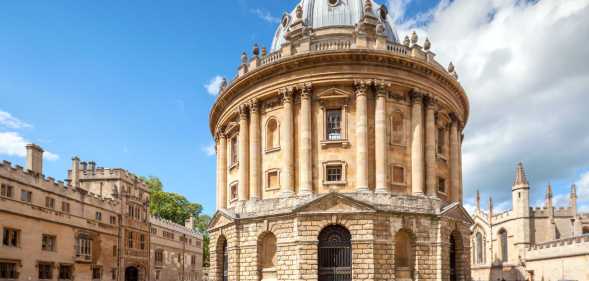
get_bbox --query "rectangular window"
[230,183,238,201]
[42,234,56,251]
[95,212,102,221]
[438,177,446,193]
[391,113,404,145]
[392,166,405,184]
[230,136,238,165]
[155,270,160,280]
[113,245,117,257]
[127,231,133,248]
[140,234,145,250]
[45,197,55,209]
[155,250,164,264]
[326,165,343,182]
[437,128,445,155]
[2,228,19,247]
[151,227,157,235]
[326,109,342,141]
[20,190,32,202]
[0,184,13,198]
[267,170,279,190]
[0,262,18,279]
[110,216,117,225]
[77,236,92,257]
[38,263,53,280]
[92,267,102,280]
[191,255,196,265]
[59,265,73,280]
[61,202,70,213]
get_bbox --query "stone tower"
[511,162,531,257]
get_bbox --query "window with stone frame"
[95,211,102,221]
[230,182,238,201]
[2,228,19,248]
[155,270,161,281]
[437,177,446,194]
[265,118,280,151]
[77,234,92,258]
[0,262,18,279]
[41,234,56,252]
[61,202,70,213]
[112,245,117,257]
[127,231,133,248]
[92,267,102,280]
[111,269,117,280]
[191,255,196,265]
[45,197,55,209]
[326,165,342,182]
[20,190,32,202]
[155,249,164,265]
[0,184,14,198]
[266,170,280,190]
[499,229,508,262]
[390,111,404,145]
[38,262,53,280]
[230,135,238,166]
[326,109,342,141]
[110,216,117,225]
[59,264,73,280]
[140,234,146,250]
[392,165,405,185]
[437,127,446,155]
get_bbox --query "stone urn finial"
[252,44,260,57]
[241,52,248,65]
[261,47,267,57]
[364,0,373,14]
[410,31,418,45]
[403,35,410,47]
[448,62,455,73]
[376,23,385,35]
[296,5,303,19]
[424,38,431,51]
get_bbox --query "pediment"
[441,202,475,225]
[316,88,352,101]
[208,209,235,229]
[294,192,377,214]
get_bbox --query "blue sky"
[1,0,588,216]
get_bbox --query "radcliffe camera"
[1,1,587,281]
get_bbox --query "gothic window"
[230,136,238,166]
[395,230,415,279]
[265,118,280,150]
[391,111,404,145]
[326,109,342,141]
[318,225,351,281]
[392,165,405,185]
[498,229,508,262]
[475,232,484,264]
[258,232,277,279]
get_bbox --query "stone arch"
[497,228,508,262]
[318,224,352,281]
[394,228,416,280]
[215,235,228,281]
[124,263,146,281]
[449,230,465,281]
[265,117,280,150]
[257,231,277,281]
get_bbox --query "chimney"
[88,161,96,173]
[80,161,88,171]
[25,144,44,175]
[71,157,80,187]
[185,216,195,230]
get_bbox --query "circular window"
[328,0,340,7]
[281,14,290,28]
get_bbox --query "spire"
[571,183,578,213]
[513,162,529,187]
[476,190,481,210]
[571,184,577,199]
[545,183,553,207]
[488,196,494,223]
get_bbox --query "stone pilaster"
[238,104,249,202]
[425,96,437,197]
[281,88,295,197]
[375,82,388,193]
[411,91,425,195]
[355,80,370,192]
[299,83,313,196]
[249,99,260,201]
[216,129,227,209]
[450,114,460,203]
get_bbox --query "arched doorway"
[450,236,457,281]
[318,225,352,281]
[125,266,139,281]
[222,239,228,281]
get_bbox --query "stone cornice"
[210,50,469,135]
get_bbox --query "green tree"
[141,176,211,266]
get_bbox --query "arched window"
[391,112,404,145]
[475,232,484,264]
[318,225,351,281]
[217,237,228,281]
[258,232,277,280]
[395,230,415,280]
[498,229,508,262]
[266,119,279,150]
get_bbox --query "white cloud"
[0,111,31,129]
[201,143,216,157]
[204,75,224,96]
[575,171,589,212]
[392,0,589,208]
[251,8,280,24]
[0,132,59,161]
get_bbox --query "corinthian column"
[425,96,437,196]
[450,114,460,202]
[216,129,227,209]
[355,80,369,192]
[375,82,388,193]
[238,104,249,202]
[249,99,260,200]
[281,88,295,197]
[410,91,425,195]
[299,83,313,196]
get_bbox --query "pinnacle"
[513,162,529,186]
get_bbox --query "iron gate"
[318,225,352,281]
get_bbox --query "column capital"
[214,128,227,142]
[376,80,388,98]
[300,82,313,99]
[410,89,424,104]
[238,104,249,120]
[280,87,294,103]
[354,80,369,97]
[249,98,259,114]
[424,94,438,109]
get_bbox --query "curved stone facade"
[208,1,472,280]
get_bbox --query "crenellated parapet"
[150,215,203,239]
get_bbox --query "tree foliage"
[142,176,211,266]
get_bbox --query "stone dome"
[271,0,399,51]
